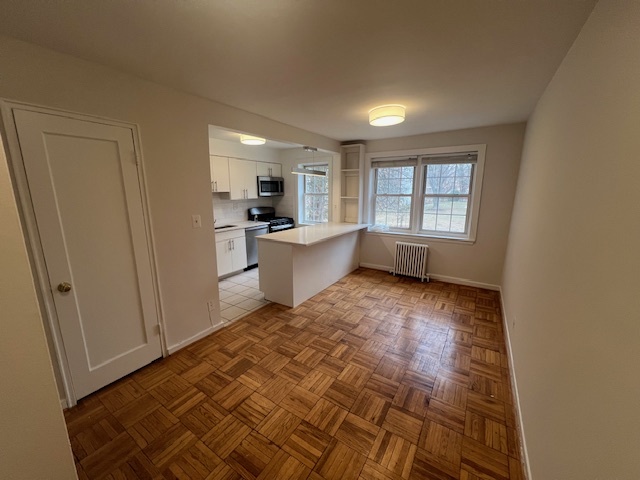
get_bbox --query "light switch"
[192,214,202,228]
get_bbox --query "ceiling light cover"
[240,134,266,145]
[369,105,406,127]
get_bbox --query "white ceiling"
[0,0,596,141]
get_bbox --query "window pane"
[439,176,455,194]
[423,213,437,230]
[376,179,389,194]
[437,197,452,215]
[455,176,470,194]
[388,179,401,194]
[427,164,441,178]
[422,196,469,233]
[424,197,437,213]
[452,197,468,215]
[436,214,452,231]
[400,178,413,194]
[456,163,472,176]
[374,195,411,228]
[450,215,466,232]
[304,194,328,223]
[441,164,456,177]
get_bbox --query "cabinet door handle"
[231,239,234,250]
[214,181,218,192]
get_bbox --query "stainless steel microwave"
[257,176,284,196]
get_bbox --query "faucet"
[254,215,258,222]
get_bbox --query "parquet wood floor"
[65,268,525,480]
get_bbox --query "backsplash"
[212,195,272,224]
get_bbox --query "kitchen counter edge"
[256,223,368,246]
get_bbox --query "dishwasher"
[245,224,269,269]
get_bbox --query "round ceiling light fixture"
[240,134,266,145]
[368,104,406,127]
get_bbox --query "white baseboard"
[499,287,532,480]
[359,263,500,291]
[359,262,391,272]
[60,398,68,410]
[167,323,224,355]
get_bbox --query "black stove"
[248,207,295,233]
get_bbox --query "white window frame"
[364,144,486,243]
[297,162,331,225]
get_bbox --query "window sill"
[365,230,476,245]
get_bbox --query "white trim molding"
[167,323,224,355]
[359,263,500,291]
[499,287,532,480]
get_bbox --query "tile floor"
[219,268,270,322]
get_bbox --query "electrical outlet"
[207,300,216,311]
[192,214,202,228]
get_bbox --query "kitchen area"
[209,127,318,321]
[209,126,367,322]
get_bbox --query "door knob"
[57,282,72,293]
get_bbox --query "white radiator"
[392,242,429,282]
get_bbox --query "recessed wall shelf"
[339,144,365,224]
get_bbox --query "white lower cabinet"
[215,229,247,277]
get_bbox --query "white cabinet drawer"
[215,229,246,242]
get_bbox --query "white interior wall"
[501,1,640,478]
[360,123,525,287]
[0,35,339,405]
[0,136,77,478]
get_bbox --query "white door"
[14,109,162,400]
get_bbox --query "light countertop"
[214,220,269,233]
[257,222,368,246]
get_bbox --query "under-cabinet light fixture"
[369,104,406,126]
[240,134,266,145]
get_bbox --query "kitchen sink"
[214,225,236,230]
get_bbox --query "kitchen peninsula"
[257,223,369,307]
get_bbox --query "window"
[422,162,473,234]
[369,147,485,241]
[302,164,329,223]
[373,161,416,229]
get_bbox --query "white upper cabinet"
[229,158,258,200]
[256,162,282,178]
[210,155,230,193]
